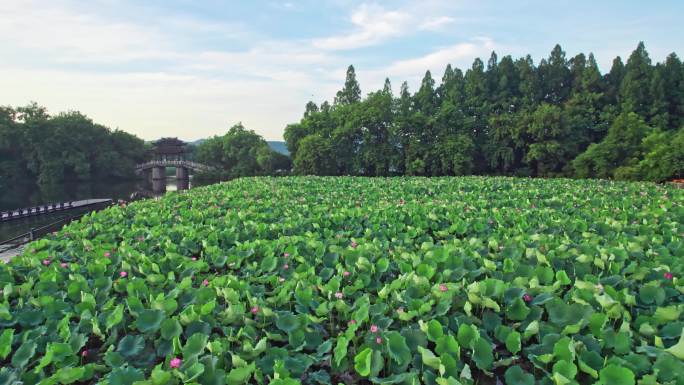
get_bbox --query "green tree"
[572,112,651,179]
[196,123,288,180]
[293,134,335,175]
[620,42,653,117]
[524,103,568,176]
[334,65,362,106]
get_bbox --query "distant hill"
[186,138,289,156]
[267,141,289,155]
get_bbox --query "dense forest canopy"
[0,103,148,185]
[284,42,684,181]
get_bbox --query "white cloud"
[0,1,168,63]
[384,37,496,78]
[0,0,495,141]
[419,16,456,31]
[312,3,410,50]
[312,2,462,50]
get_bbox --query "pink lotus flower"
[202,279,209,287]
[81,350,88,357]
[250,306,259,315]
[284,253,290,257]
[170,357,182,369]
[664,272,674,280]
[439,284,448,292]
[334,292,344,299]
[191,257,197,261]
[283,264,289,270]
[523,294,532,302]
[376,337,382,344]
[104,252,110,258]
[370,325,378,333]
[351,241,358,249]
[343,271,351,277]
[348,319,357,325]
[42,259,51,266]
[120,271,128,278]
[60,262,68,268]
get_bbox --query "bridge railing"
[135,160,212,172]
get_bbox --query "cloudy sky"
[1,0,682,141]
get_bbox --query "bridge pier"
[152,166,165,180]
[176,166,189,181]
[152,178,166,193]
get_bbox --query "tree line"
[284,42,684,181]
[0,103,148,185]
[193,123,291,183]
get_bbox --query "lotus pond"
[1,177,683,385]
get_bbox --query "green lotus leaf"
[261,256,277,272]
[308,370,331,384]
[552,336,574,362]
[315,340,332,356]
[639,285,665,305]
[108,367,145,385]
[105,351,126,367]
[552,360,577,381]
[135,309,165,333]
[472,337,493,371]
[665,327,684,360]
[588,313,607,337]
[507,297,530,321]
[276,312,301,333]
[435,334,459,359]
[354,347,372,377]
[369,373,416,384]
[386,331,412,367]
[161,318,182,339]
[11,340,36,369]
[117,335,145,358]
[0,329,13,360]
[333,336,349,367]
[654,352,684,382]
[598,364,634,385]
[504,365,534,385]
[555,270,571,285]
[53,366,86,384]
[36,343,73,372]
[654,306,682,324]
[417,346,441,370]
[183,333,208,359]
[150,364,173,385]
[457,323,478,349]
[530,293,554,306]
[181,362,205,382]
[269,379,301,385]
[426,319,444,342]
[505,331,521,354]
[578,350,602,379]
[225,362,255,385]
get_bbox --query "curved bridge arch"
[135,160,213,174]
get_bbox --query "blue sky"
[0,0,682,141]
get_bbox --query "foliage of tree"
[194,123,290,182]
[285,42,684,181]
[0,103,147,185]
